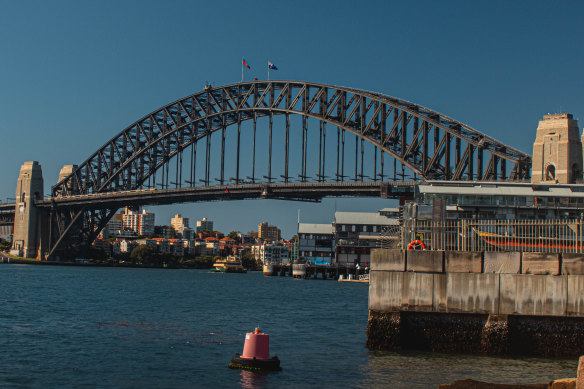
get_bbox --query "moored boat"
[211,256,247,273]
[263,263,274,276]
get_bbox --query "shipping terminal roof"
[419,181,584,198]
[334,211,399,226]
[298,223,333,234]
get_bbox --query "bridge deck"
[37,181,415,209]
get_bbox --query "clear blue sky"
[1,0,583,238]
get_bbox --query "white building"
[251,244,290,265]
[120,239,139,253]
[298,223,334,264]
[334,210,399,265]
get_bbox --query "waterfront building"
[251,243,290,265]
[298,223,334,264]
[409,180,584,221]
[258,222,281,241]
[196,217,214,233]
[334,211,400,265]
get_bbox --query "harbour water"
[0,265,576,388]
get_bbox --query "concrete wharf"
[367,249,584,357]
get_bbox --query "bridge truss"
[45,81,530,259]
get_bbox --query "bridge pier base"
[10,161,47,259]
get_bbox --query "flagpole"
[241,57,243,82]
[268,65,270,81]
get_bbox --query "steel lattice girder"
[51,81,531,197]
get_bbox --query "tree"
[130,244,156,264]
[241,252,260,271]
[228,231,240,243]
[0,238,10,251]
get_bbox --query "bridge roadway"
[3,181,415,213]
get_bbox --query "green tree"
[0,238,10,251]
[228,231,240,243]
[130,244,156,264]
[241,252,259,271]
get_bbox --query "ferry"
[211,256,247,273]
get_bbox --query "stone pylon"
[10,161,45,259]
[532,113,582,184]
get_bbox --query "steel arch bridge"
[46,80,531,258]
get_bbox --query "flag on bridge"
[267,61,278,80]
[241,57,251,82]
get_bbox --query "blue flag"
[268,61,278,70]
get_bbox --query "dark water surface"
[0,265,576,388]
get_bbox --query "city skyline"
[1,1,582,238]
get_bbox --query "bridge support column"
[10,161,47,259]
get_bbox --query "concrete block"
[549,378,575,389]
[577,356,584,389]
[433,273,447,311]
[521,252,560,275]
[400,272,434,311]
[483,251,521,274]
[500,274,567,316]
[406,250,444,273]
[439,273,499,314]
[370,249,405,271]
[369,271,403,312]
[562,253,584,275]
[445,251,482,273]
[567,275,584,316]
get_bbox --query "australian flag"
[268,61,278,70]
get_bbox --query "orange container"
[241,328,270,360]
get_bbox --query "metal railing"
[402,218,584,254]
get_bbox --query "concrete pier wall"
[367,249,584,356]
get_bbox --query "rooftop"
[334,211,399,225]
[298,223,333,234]
[420,181,584,198]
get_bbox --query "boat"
[263,263,274,276]
[472,227,584,250]
[211,256,247,273]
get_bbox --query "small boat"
[263,263,274,276]
[472,228,583,250]
[211,257,247,273]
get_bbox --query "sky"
[1,0,583,238]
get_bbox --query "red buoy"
[242,327,270,359]
[229,327,281,371]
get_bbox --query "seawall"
[367,249,584,357]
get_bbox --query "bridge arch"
[52,81,531,198]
